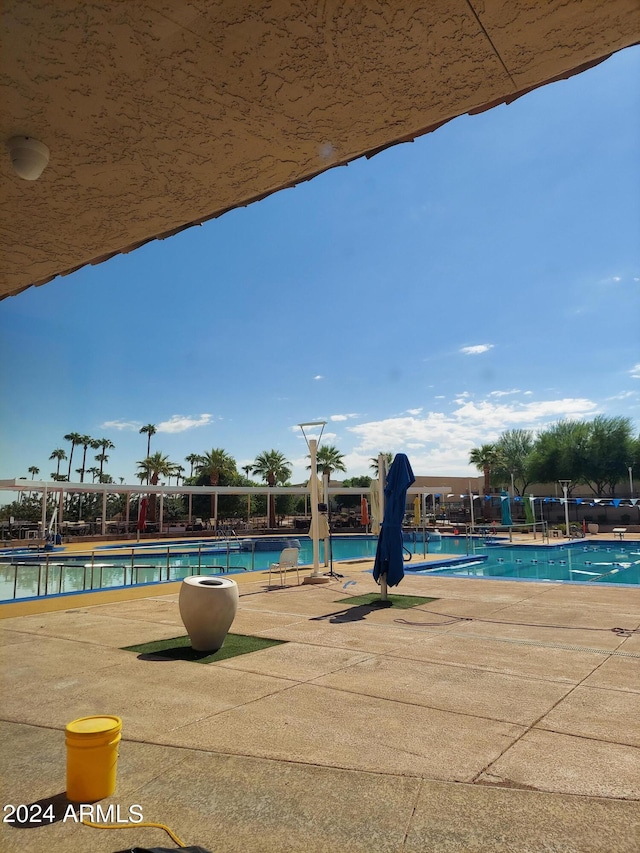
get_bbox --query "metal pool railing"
[0,539,257,601]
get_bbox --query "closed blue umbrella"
[373,453,415,599]
[500,490,512,526]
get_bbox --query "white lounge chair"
[268,547,300,586]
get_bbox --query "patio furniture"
[612,528,627,540]
[268,547,300,586]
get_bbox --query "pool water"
[1,535,639,601]
[408,538,640,585]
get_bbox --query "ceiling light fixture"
[7,136,50,180]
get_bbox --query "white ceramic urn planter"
[178,576,239,651]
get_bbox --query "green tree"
[136,452,174,522]
[95,453,110,480]
[64,432,83,481]
[527,421,590,494]
[493,429,535,495]
[469,444,500,495]
[369,453,393,476]
[95,438,114,480]
[78,435,99,483]
[311,445,347,480]
[28,465,40,479]
[582,415,636,496]
[341,475,372,509]
[139,424,157,458]
[196,449,237,521]
[49,448,67,478]
[252,450,292,528]
[185,453,202,479]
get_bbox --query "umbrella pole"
[377,454,388,603]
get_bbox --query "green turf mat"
[122,633,285,664]
[335,593,438,609]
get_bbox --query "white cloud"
[406,407,423,415]
[101,419,140,431]
[330,413,358,421]
[489,389,521,397]
[157,414,213,433]
[630,364,640,380]
[314,375,324,381]
[607,390,635,400]
[346,395,599,476]
[460,344,494,355]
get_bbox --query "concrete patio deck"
[1,561,639,852]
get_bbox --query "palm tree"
[86,466,101,483]
[252,450,292,528]
[469,443,499,496]
[369,453,393,476]
[196,449,237,521]
[139,424,157,458]
[64,432,83,481]
[310,444,347,481]
[78,436,99,483]
[95,438,114,479]
[95,452,109,478]
[242,465,253,481]
[49,448,67,478]
[185,453,202,479]
[136,452,174,522]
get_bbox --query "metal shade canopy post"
[299,421,330,584]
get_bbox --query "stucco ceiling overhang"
[1,1,639,300]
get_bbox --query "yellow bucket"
[65,715,122,802]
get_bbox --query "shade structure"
[361,496,370,527]
[500,490,512,526]
[373,453,415,589]
[413,495,421,526]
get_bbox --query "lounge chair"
[268,547,300,586]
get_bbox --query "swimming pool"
[408,540,640,585]
[0,535,379,601]
[1,534,638,601]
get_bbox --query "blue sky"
[1,46,638,490]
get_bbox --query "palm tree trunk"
[67,446,75,481]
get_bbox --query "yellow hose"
[82,818,187,847]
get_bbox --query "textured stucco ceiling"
[1,1,639,300]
